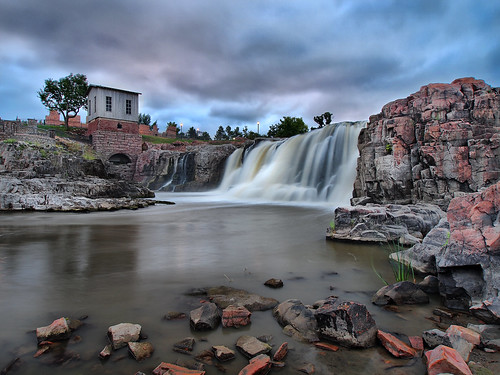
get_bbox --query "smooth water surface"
[0,193,439,374]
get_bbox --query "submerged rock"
[236,336,272,358]
[207,286,279,311]
[128,341,154,361]
[212,345,235,362]
[222,305,252,328]
[189,303,221,331]
[152,362,206,375]
[107,323,142,349]
[237,354,271,375]
[36,318,71,343]
[264,278,283,288]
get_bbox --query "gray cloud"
[0,0,498,135]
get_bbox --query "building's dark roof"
[86,84,141,96]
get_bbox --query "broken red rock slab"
[314,342,339,352]
[152,362,206,375]
[377,330,417,358]
[272,342,288,361]
[425,345,473,375]
[36,317,71,343]
[238,354,271,375]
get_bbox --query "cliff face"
[134,143,237,191]
[353,78,500,210]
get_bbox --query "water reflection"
[0,195,439,374]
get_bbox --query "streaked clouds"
[0,0,498,135]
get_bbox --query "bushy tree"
[138,113,151,125]
[38,73,88,129]
[215,126,228,140]
[267,116,308,138]
[187,126,198,139]
[313,111,334,129]
[200,131,211,141]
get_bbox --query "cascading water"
[217,121,365,205]
[159,153,193,191]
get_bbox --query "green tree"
[215,126,227,140]
[200,131,211,141]
[267,116,308,138]
[138,113,151,125]
[313,111,334,129]
[187,126,198,139]
[38,73,88,130]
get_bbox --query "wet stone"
[164,311,187,320]
[152,362,206,375]
[272,342,288,361]
[128,341,154,361]
[107,323,142,349]
[36,317,71,343]
[236,335,272,358]
[264,278,284,288]
[212,345,235,362]
[222,305,252,328]
[173,337,196,354]
[238,354,271,375]
[189,303,221,331]
[99,344,113,359]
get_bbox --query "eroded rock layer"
[353,77,500,210]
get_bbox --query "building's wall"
[87,86,139,123]
[87,118,139,136]
[91,130,143,180]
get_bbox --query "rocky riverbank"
[0,140,156,211]
[328,78,500,374]
[9,283,498,375]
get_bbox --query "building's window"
[117,123,122,129]
[88,99,91,115]
[126,99,132,115]
[94,96,96,113]
[106,96,112,112]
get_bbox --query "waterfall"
[159,153,193,192]
[217,121,365,205]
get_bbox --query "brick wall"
[139,123,159,136]
[87,118,139,136]
[45,111,86,128]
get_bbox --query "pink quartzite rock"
[272,342,288,361]
[36,317,71,343]
[377,330,418,358]
[425,345,473,375]
[222,305,252,328]
[152,362,206,375]
[107,323,142,349]
[437,181,500,309]
[353,78,500,210]
[238,354,271,375]
[128,341,154,361]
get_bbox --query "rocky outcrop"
[135,143,237,191]
[327,203,445,243]
[353,78,500,210]
[436,181,500,310]
[0,140,155,211]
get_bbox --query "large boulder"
[327,203,445,243]
[314,296,377,348]
[352,78,500,210]
[272,299,318,342]
[436,181,500,310]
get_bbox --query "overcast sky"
[0,0,498,136]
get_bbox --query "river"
[0,192,440,374]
